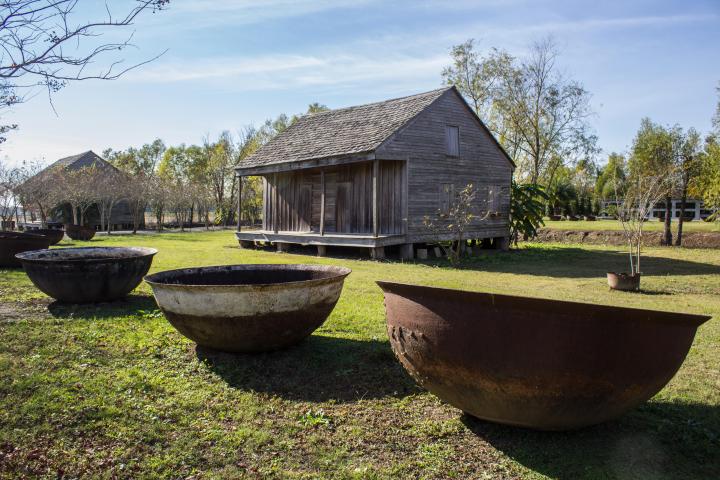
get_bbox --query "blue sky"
[2,0,719,167]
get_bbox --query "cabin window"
[445,126,459,156]
[439,183,454,214]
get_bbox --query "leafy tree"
[104,144,158,233]
[0,0,169,143]
[158,145,192,230]
[629,118,676,245]
[306,103,330,115]
[674,127,703,245]
[713,82,720,136]
[0,159,21,227]
[442,40,514,142]
[183,144,214,228]
[112,138,165,228]
[204,131,238,226]
[444,37,597,184]
[595,153,626,201]
[690,137,720,222]
[546,178,575,216]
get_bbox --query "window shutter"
[445,126,459,156]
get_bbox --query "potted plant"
[608,171,671,291]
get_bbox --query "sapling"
[614,171,672,277]
[423,183,492,265]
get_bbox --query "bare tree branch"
[0,0,170,141]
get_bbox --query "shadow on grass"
[241,243,720,279]
[47,294,158,319]
[195,335,419,402]
[464,401,720,479]
[437,246,720,279]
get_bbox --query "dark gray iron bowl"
[145,264,351,353]
[64,224,95,241]
[378,281,711,431]
[0,231,52,267]
[29,229,65,245]
[16,247,157,303]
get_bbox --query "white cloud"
[132,55,326,82]
[507,13,719,34]
[129,52,449,91]
[166,0,379,26]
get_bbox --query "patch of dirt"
[0,299,51,322]
[530,229,720,248]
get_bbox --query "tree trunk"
[663,196,672,246]
[37,203,47,228]
[72,204,78,225]
[675,186,688,246]
[132,202,138,234]
[133,202,141,234]
[13,204,20,230]
[99,203,106,233]
[107,202,115,234]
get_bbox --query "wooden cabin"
[235,86,515,258]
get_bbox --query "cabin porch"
[236,156,408,258]
[235,230,408,258]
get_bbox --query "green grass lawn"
[543,218,719,233]
[1,231,719,479]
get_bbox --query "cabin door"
[297,182,312,232]
[335,181,352,232]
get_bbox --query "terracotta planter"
[607,272,641,291]
[377,281,710,430]
[16,247,157,303]
[0,231,52,267]
[64,224,95,241]
[145,264,351,353]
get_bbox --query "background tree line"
[443,36,720,246]
[1,104,328,232]
[101,104,327,231]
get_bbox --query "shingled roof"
[48,151,107,170]
[241,87,453,170]
[21,150,117,187]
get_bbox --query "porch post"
[320,169,326,236]
[372,158,379,238]
[236,175,242,232]
[273,173,279,234]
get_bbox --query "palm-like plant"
[510,181,548,245]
